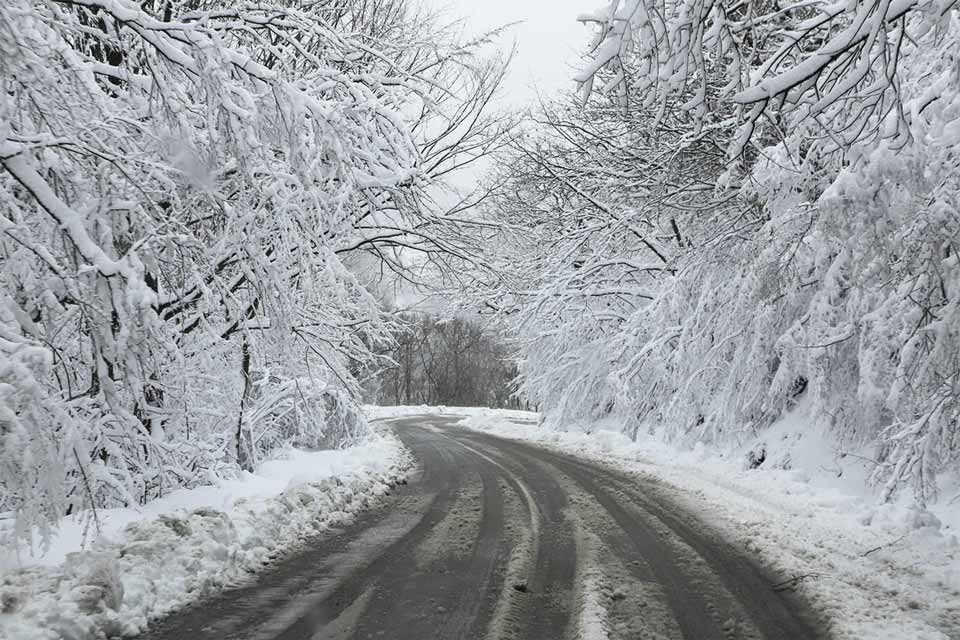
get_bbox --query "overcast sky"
[427,0,592,107]
[394,3,592,309]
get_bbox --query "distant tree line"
[369,315,518,409]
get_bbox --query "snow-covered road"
[141,415,822,640]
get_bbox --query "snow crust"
[578,576,611,640]
[0,433,412,640]
[448,407,960,639]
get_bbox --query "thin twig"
[861,534,908,557]
[73,448,101,536]
[772,573,822,592]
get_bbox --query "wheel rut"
[452,428,824,640]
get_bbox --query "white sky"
[427,0,592,107]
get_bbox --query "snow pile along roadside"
[0,432,413,640]
[457,411,960,640]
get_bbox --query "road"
[142,415,824,640]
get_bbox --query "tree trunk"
[236,337,255,472]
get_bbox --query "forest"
[474,0,960,506]
[0,0,513,543]
[1,0,958,552]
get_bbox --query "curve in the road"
[140,416,824,640]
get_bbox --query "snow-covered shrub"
[246,373,367,458]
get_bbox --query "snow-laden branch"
[2,146,150,295]
[576,0,958,156]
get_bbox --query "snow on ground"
[577,576,611,640]
[432,406,960,640]
[0,431,412,640]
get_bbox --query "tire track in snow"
[449,430,703,639]
[557,454,816,639]
[426,426,577,640]
[275,425,514,640]
[453,428,824,639]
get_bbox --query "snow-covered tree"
[471,90,734,428]
[475,1,960,505]
[0,0,512,546]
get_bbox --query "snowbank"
[0,432,412,640]
[457,410,960,640]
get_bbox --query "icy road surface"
[141,415,823,640]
